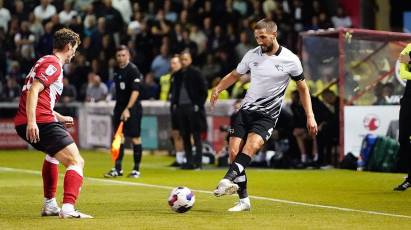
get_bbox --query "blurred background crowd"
[0,0,358,102]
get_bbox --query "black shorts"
[15,122,74,156]
[230,109,277,143]
[175,104,203,135]
[113,105,142,138]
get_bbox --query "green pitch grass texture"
[1,150,411,229]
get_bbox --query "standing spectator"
[331,6,352,28]
[0,0,11,32]
[85,73,108,102]
[170,52,207,169]
[151,43,170,82]
[34,0,57,22]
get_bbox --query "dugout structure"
[300,28,411,161]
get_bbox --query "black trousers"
[398,97,411,176]
[175,104,203,166]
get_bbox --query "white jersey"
[236,46,304,120]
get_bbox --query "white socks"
[176,151,185,164]
[62,203,75,213]
[240,197,250,205]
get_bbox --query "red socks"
[42,158,59,199]
[63,166,83,205]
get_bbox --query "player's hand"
[399,54,410,64]
[26,122,40,143]
[121,108,130,121]
[306,116,318,137]
[210,87,220,109]
[61,116,74,128]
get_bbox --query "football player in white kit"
[210,19,318,211]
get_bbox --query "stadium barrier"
[0,100,236,152]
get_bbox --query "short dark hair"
[53,28,81,50]
[116,45,130,53]
[254,18,277,33]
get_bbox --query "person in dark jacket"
[170,51,207,169]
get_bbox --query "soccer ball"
[168,187,195,213]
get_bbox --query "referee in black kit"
[170,52,208,169]
[105,45,143,178]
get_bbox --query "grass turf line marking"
[1,166,411,220]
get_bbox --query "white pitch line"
[1,166,411,220]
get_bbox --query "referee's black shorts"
[230,109,277,143]
[113,104,142,138]
[15,122,74,156]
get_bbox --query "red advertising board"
[0,119,79,149]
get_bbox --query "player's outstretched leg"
[54,143,93,219]
[214,153,251,197]
[41,155,61,216]
[229,171,251,211]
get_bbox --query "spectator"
[59,1,78,26]
[331,6,352,28]
[1,77,21,101]
[201,53,221,85]
[235,31,253,62]
[14,21,36,60]
[34,0,57,22]
[112,0,132,24]
[0,0,11,33]
[140,72,159,100]
[61,78,77,104]
[36,22,54,57]
[85,73,108,102]
[151,43,170,82]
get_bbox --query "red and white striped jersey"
[14,55,63,126]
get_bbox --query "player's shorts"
[15,122,74,156]
[230,109,277,143]
[113,104,142,138]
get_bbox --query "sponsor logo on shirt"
[45,64,57,76]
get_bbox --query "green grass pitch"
[1,149,411,229]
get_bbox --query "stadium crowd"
[0,0,352,102]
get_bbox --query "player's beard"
[261,42,274,53]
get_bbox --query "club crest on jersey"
[275,65,284,71]
[45,65,57,76]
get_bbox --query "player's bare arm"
[210,70,241,107]
[296,79,318,137]
[53,111,74,128]
[121,90,139,121]
[26,79,44,143]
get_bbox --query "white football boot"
[213,179,239,197]
[59,208,93,219]
[41,198,61,216]
[228,198,251,212]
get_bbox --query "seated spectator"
[85,73,108,102]
[59,1,78,26]
[61,78,77,104]
[1,78,21,102]
[151,43,170,82]
[331,6,352,28]
[140,72,159,100]
[34,0,56,22]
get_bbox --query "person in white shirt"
[59,1,78,26]
[0,0,11,32]
[211,18,318,212]
[34,0,57,22]
[331,6,352,28]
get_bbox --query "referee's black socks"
[133,144,142,171]
[224,153,251,181]
[115,144,125,172]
